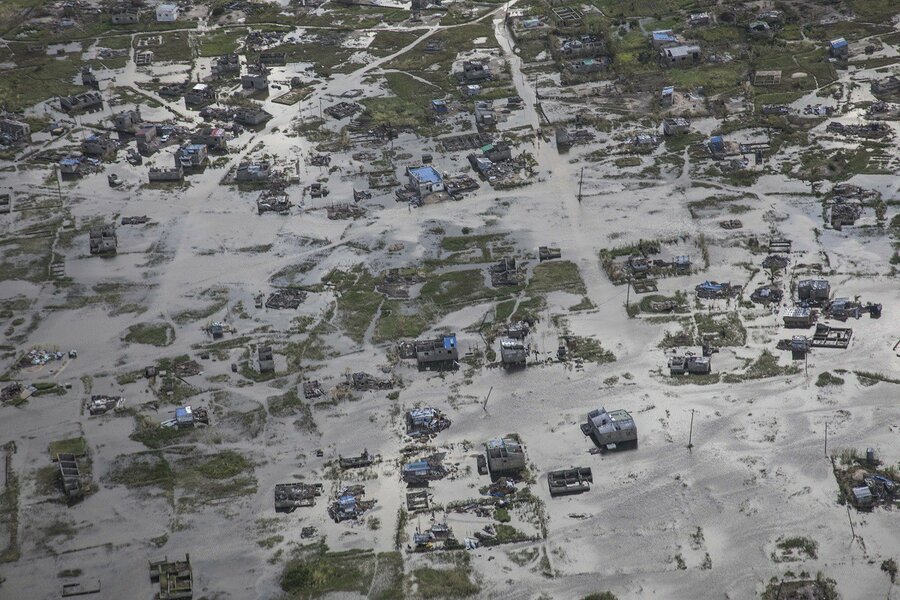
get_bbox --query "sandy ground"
[0,4,899,600]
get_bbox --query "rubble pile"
[265,288,307,309]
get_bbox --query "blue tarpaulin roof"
[443,334,456,349]
[409,166,442,183]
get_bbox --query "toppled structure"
[339,449,375,470]
[274,482,323,512]
[60,91,103,112]
[539,246,561,262]
[149,555,192,600]
[302,380,325,400]
[411,522,455,551]
[87,395,124,415]
[328,485,376,522]
[57,453,83,503]
[258,345,275,373]
[695,280,739,299]
[400,334,459,371]
[825,298,881,321]
[499,337,527,368]
[405,407,451,437]
[581,407,637,450]
[810,324,852,349]
[668,353,711,375]
[348,371,394,391]
[797,279,830,305]
[485,437,526,476]
[750,285,783,305]
[490,258,523,287]
[89,225,117,255]
[257,185,290,214]
[548,467,593,496]
[265,288,306,309]
[781,306,815,328]
[402,455,449,484]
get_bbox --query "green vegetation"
[854,371,900,386]
[129,414,192,449]
[773,536,818,561]
[106,453,174,491]
[361,71,443,130]
[324,267,382,343]
[48,437,86,458]
[198,28,245,57]
[267,390,317,432]
[280,544,391,599]
[135,32,191,62]
[694,312,746,347]
[815,372,845,387]
[124,322,174,347]
[582,594,619,600]
[409,552,480,598]
[761,572,839,600]
[724,350,799,383]
[568,337,616,364]
[528,261,587,296]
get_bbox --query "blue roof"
[404,461,430,473]
[830,38,848,48]
[662,86,674,94]
[409,165,441,184]
[652,30,676,40]
[443,334,456,349]
[60,157,80,165]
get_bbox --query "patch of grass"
[409,553,480,598]
[280,545,377,598]
[198,28,245,57]
[258,535,284,549]
[815,372,844,387]
[528,260,587,296]
[48,437,86,458]
[568,337,616,364]
[773,536,818,562]
[854,371,900,386]
[106,452,174,491]
[57,568,82,578]
[324,267,382,343]
[694,312,745,347]
[725,350,799,382]
[267,390,317,432]
[124,322,174,347]
[129,414,192,450]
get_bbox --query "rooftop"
[408,165,442,184]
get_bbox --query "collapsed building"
[87,395,124,415]
[405,407,451,437]
[274,482,323,512]
[668,353,711,375]
[797,279,830,305]
[328,485,375,522]
[398,333,459,371]
[149,555,192,600]
[499,337,527,368]
[89,225,117,255]
[402,455,449,485]
[548,467,593,496]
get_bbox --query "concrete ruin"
[405,407,451,437]
[668,353,711,375]
[274,482,323,512]
[149,555,192,600]
[548,467,593,496]
[89,225,117,255]
[500,337,527,368]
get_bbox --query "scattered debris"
[274,482,323,512]
[265,288,307,309]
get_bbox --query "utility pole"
[824,421,828,457]
[577,167,584,203]
[687,409,695,450]
[625,275,631,311]
[482,386,493,412]
[846,504,855,540]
